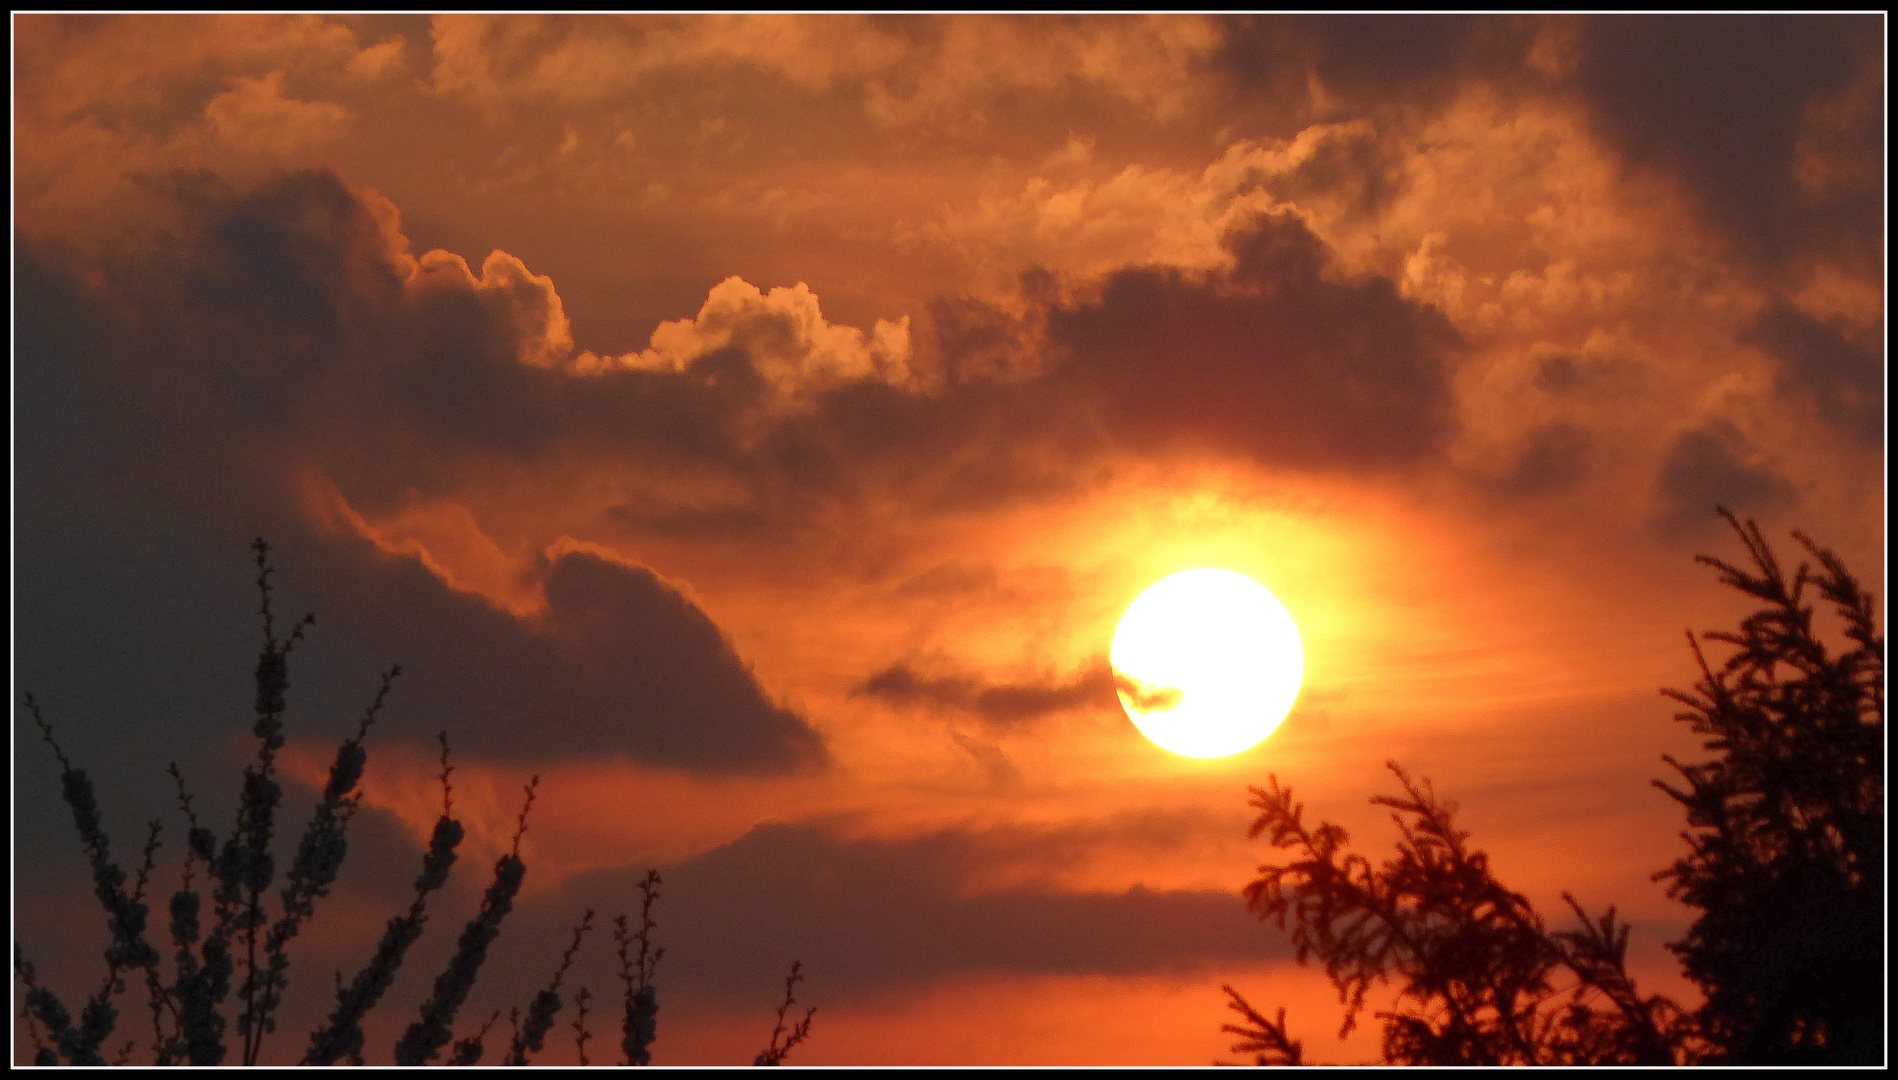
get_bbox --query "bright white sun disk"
[1111,568,1304,758]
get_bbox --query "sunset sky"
[12,14,1885,1066]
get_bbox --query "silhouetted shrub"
[1226,510,1882,1065]
[1653,510,1882,1063]
[17,539,816,1066]
[1223,764,1692,1065]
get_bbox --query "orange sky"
[13,14,1884,1066]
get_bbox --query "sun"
[1111,568,1305,758]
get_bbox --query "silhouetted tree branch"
[1653,508,1883,1063]
[753,961,816,1066]
[1231,763,1687,1065]
[1228,509,1881,1066]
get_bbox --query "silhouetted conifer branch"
[1652,509,1882,1063]
[162,762,218,1064]
[1234,762,1684,1065]
[18,946,75,1065]
[17,541,800,1066]
[1219,985,1304,1065]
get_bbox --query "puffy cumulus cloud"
[79,170,1471,546]
[521,815,1286,1001]
[906,119,1410,301]
[1208,119,1406,231]
[1212,14,1883,274]
[15,176,828,776]
[647,207,1468,522]
[409,248,576,369]
[597,276,913,400]
[906,165,1231,295]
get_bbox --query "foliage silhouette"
[1225,510,1881,1065]
[17,539,817,1066]
[1653,509,1883,1064]
[754,960,817,1066]
[1223,764,1692,1065]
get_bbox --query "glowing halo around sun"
[1110,568,1305,758]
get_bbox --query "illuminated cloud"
[602,276,913,399]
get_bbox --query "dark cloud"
[523,815,1282,1002]
[1220,15,1884,270]
[1748,303,1883,447]
[1215,15,1536,123]
[18,505,828,775]
[631,210,1469,530]
[1655,420,1794,531]
[1534,354,1593,396]
[1486,421,1593,501]
[67,173,1459,537]
[1570,14,1882,263]
[14,195,825,776]
[1045,210,1464,473]
[855,661,1116,728]
[17,173,1460,776]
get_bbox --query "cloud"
[528,816,1285,1001]
[602,275,913,399]
[1747,302,1883,447]
[1213,14,1883,274]
[292,494,832,773]
[1484,421,1593,501]
[203,70,352,157]
[14,206,827,776]
[1532,352,1628,397]
[427,14,1225,128]
[1044,209,1464,473]
[1216,14,1527,119]
[24,168,1477,588]
[1568,14,1882,263]
[1654,420,1794,532]
[948,731,1023,792]
[854,661,1116,728]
